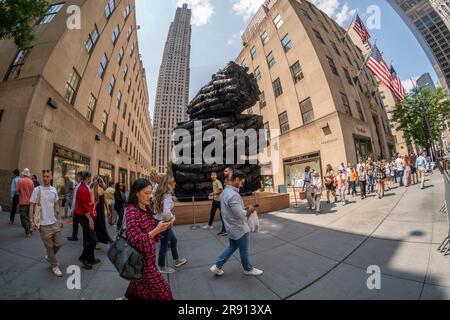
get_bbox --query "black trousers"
[359,181,367,198]
[208,200,226,232]
[72,214,80,239]
[10,194,19,222]
[116,207,124,231]
[79,215,97,263]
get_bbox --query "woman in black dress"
[91,176,113,249]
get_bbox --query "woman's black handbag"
[107,229,144,281]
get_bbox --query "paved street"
[0,173,449,300]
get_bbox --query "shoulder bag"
[107,228,144,281]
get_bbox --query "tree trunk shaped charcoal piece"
[172,61,265,201]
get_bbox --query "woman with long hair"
[376,160,386,199]
[403,154,412,187]
[324,164,337,204]
[123,179,173,300]
[91,176,112,249]
[154,176,187,274]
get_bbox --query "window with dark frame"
[117,90,122,109]
[266,51,275,69]
[85,25,99,54]
[290,61,304,83]
[108,75,116,96]
[313,29,325,44]
[101,111,108,134]
[300,98,315,125]
[330,41,341,56]
[254,67,261,81]
[86,94,96,122]
[343,67,353,85]
[250,46,257,60]
[340,92,352,116]
[302,9,312,21]
[123,103,127,119]
[118,47,124,65]
[261,31,269,45]
[112,25,120,44]
[278,112,290,134]
[38,2,65,24]
[273,78,283,98]
[98,53,108,78]
[64,68,81,105]
[4,48,32,81]
[356,100,365,121]
[111,122,117,142]
[327,56,339,76]
[281,34,293,52]
[274,14,283,29]
[123,4,131,20]
[105,0,116,19]
[259,91,266,108]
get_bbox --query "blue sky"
[135,0,439,120]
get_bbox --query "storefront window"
[353,134,374,163]
[130,171,136,189]
[52,145,90,199]
[119,168,128,189]
[99,161,115,185]
[283,153,321,187]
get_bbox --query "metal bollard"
[190,196,200,230]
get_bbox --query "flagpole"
[342,10,358,39]
[353,39,377,82]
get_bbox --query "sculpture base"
[173,192,290,225]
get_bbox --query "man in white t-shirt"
[29,170,63,277]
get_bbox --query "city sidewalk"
[0,173,449,300]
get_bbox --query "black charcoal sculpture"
[172,61,265,201]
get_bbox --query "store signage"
[54,145,90,163]
[321,138,338,145]
[283,152,320,165]
[34,120,53,134]
[99,160,114,170]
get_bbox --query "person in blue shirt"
[9,169,20,224]
[415,152,429,189]
[210,171,263,277]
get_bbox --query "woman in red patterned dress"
[124,179,173,300]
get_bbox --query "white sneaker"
[243,268,263,276]
[115,296,128,300]
[174,258,187,268]
[158,266,175,274]
[44,255,50,262]
[210,265,224,276]
[202,225,213,230]
[52,266,63,277]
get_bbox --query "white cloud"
[232,0,265,21]
[308,0,340,17]
[335,3,356,26]
[232,0,356,27]
[402,76,419,93]
[178,0,215,26]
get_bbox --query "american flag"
[367,45,393,89]
[353,14,371,44]
[389,65,406,101]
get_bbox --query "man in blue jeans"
[210,171,263,277]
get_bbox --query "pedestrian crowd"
[302,152,432,215]
[7,165,263,301]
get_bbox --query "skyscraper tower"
[152,3,192,173]
[387,0,450,91]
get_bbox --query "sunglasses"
[42,170,52,173]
